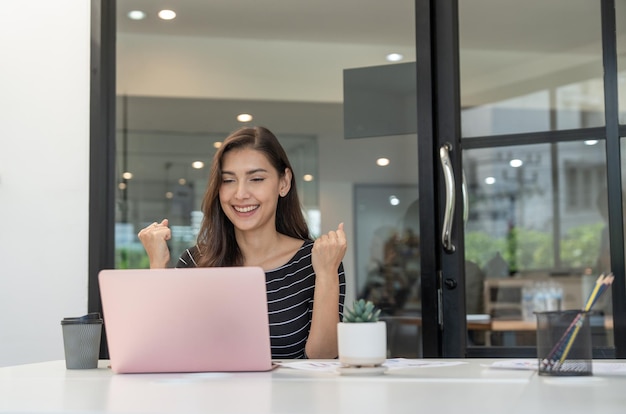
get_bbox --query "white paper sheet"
[276,358,466,372]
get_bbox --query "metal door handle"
[462,169,468,226]
[440,143,455,252]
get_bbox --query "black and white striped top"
[176,240,346,359]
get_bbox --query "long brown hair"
[194,126,311,267]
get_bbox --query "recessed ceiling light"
[118,182,127,190]
[178,178,186,185]
[303,174,314,182]
[584,140,598,146]
[128,10,146,20]
[509,159,523,168]
[158,9,176,20]
[122,171,133,180]
[485,177,496,185]
[165,191,174,199]
[191,161,205,169]
[386,53,404,62]
[389,195,400,206]
[213,142,222,149]
[237,113,253,122]
[376,157,390,167]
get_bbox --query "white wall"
[0,1,90,366]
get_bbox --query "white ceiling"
[116,0,415,46]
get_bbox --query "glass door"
[416,0,626,357]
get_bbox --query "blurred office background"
[113,0,626,357]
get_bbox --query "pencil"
[556,273,613,365]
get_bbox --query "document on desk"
[488,359,626,375]
[276,359,466,372]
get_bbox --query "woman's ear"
[280,168,292,196]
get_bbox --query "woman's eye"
[222,178,235,184]
[250,177,265,182]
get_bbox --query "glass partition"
[464,141,613,348]
[457,0,619,354]
[619,0,626,123]
[115,1,421,357]
[114,97,320,268]
[460,1,605,137]
[619,0,626,314]
[112,0,624,358]
[355,184,420,315]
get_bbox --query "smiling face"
[219,147,291,234]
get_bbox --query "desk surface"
[1,359,625,414]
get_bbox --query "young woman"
[138,126,346,359]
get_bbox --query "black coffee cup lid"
[61,312,103,325]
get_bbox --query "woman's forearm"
[305,272,340,359]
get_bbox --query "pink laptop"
[98,267,273,374]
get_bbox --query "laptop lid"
[98,267,273,374]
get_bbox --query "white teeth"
[234,205,258,213]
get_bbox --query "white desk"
[1,359,625,414]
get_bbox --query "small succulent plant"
[343,299,381,323]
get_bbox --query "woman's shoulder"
[279,235,312,258]
[287,239,313,264]
[291,238,314,258]
[266,239,313,273]
[302,238,314,249]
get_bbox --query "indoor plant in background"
[337,299,387,371]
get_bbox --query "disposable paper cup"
[535,310,592,376]
[61,313,103,369]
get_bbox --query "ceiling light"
[118,182,127,190]
[158,10,176,20]
[509,159,523,168]
[165,191,174,199]
[389,195,400,206]
[122,171,133,180]
[303,174,314,182]
[485,177,496,185]
[237,113,253,122]
[386,53,404,62]
[376,157,390,167]
[191,161,205,169]
[128,10,146,20]
[178,178,186,185]
[213,141,222,149]
[584,140,598,146]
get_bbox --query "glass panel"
[355,184,420,314]
[619,0,626,123]
[114,112,318,268]
[621,136,626,314]
[116,2,420,357]
[464,141,613,349]
[459,1,605,137]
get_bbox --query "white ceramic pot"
[337,321,387,366]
